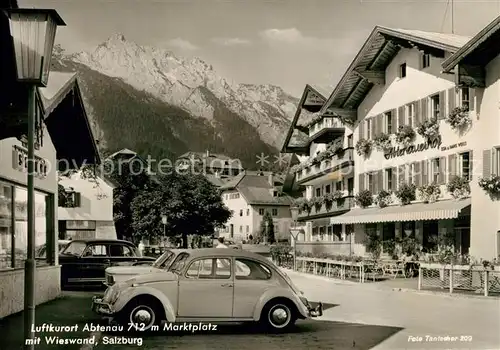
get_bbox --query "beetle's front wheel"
[119,299,162,332]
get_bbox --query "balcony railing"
[298,195,355,220]
[308,117,344,138]
[296,148,354,184]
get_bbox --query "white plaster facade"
[58,171,117,240]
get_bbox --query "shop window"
[422,221,439,252]
[327,226,333,241]
[406,103,414,127]
[332,225,342,241]
[15,187,49,268]
[399,63,406,78]
[0,183,13,270]
[402,222,415,238]
[430,94,440,119]
[459,151,471,180]
[385,111,393,134]
[382,223,396,251]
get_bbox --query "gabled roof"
[38,72,101,168]
[178,151,243,169]
[220,171,292,206]
[107,148,138,159]
[320,26,470,115]
[281,84,331,153]
[442,15,500,72]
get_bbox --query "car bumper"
[302,299,323,318]
[92,295,115,316]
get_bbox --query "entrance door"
[178,257,234,318]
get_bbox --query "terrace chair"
[383,261,406,279]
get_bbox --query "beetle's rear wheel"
[260,299,297,332]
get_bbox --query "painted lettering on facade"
[12,145,48,178]
[384,137,442,160]
[440,141,467,151]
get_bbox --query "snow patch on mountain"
[70,34,298,148]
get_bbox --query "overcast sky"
[19,0,500,96]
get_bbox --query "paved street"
[90,271,499,349]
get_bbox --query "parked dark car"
[59,239,155,288]
[36,240,71,261]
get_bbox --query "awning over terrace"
[331,198,471,225]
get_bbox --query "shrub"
[417,183,441,203]
[446,176,470,199]
[355,138,373,157]
[446,106,471,131]
[416,118,439,140]
[373,133,392,151]
[395,125,416,146]
[355,190,373,208]
[395,183,416,205]
[375,190,393,208]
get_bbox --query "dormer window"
[399,63,407,78]
[421,54,430,69]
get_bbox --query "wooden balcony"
[296,148,354,185]
[298,195,355,220]
[308,117,345,143]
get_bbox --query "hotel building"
[284,22,500,260]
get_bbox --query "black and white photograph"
[0,0,499,349]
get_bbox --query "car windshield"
[153,250,175,268]
[168,253,189,274]
[60,242,87,256]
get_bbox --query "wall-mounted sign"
[12,146,48,179]
[441,141,467,151]
[384,137,442,160]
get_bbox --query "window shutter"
[371,118,376,139]
[448,87,456,115]
[438,157,446,184]
[358,120,364,140]
[469,150,474,180]
[438,90,446,120]
[414,100,421,125]
[391,167,397,190]
[398,106,405,129]
[483,149,492,177]
[414,162,421,186]
[448,154,457,178]
[420,98,428,122]
[377,170,383,192]
[469,88,475,111]
[398,165,405,187]
[377,114,384,135]
[358,173,365,192]
[421,160,428,185]
[418,52,423,70]
[390,109,397,133]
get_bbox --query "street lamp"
[4,8,65,349]
[161,215,168,248]
[289,205,300,271]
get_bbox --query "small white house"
[58,171,117,240]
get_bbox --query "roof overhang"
[281,84,329,153]
[39,72,101,169]
[320,26,467,117]
[442,16,500,88]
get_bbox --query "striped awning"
[331,198,471,224]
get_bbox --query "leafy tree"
[102,158,152,242]
[131,172,232,248]
[259,211,275,244]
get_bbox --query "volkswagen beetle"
[92,248,322,332]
